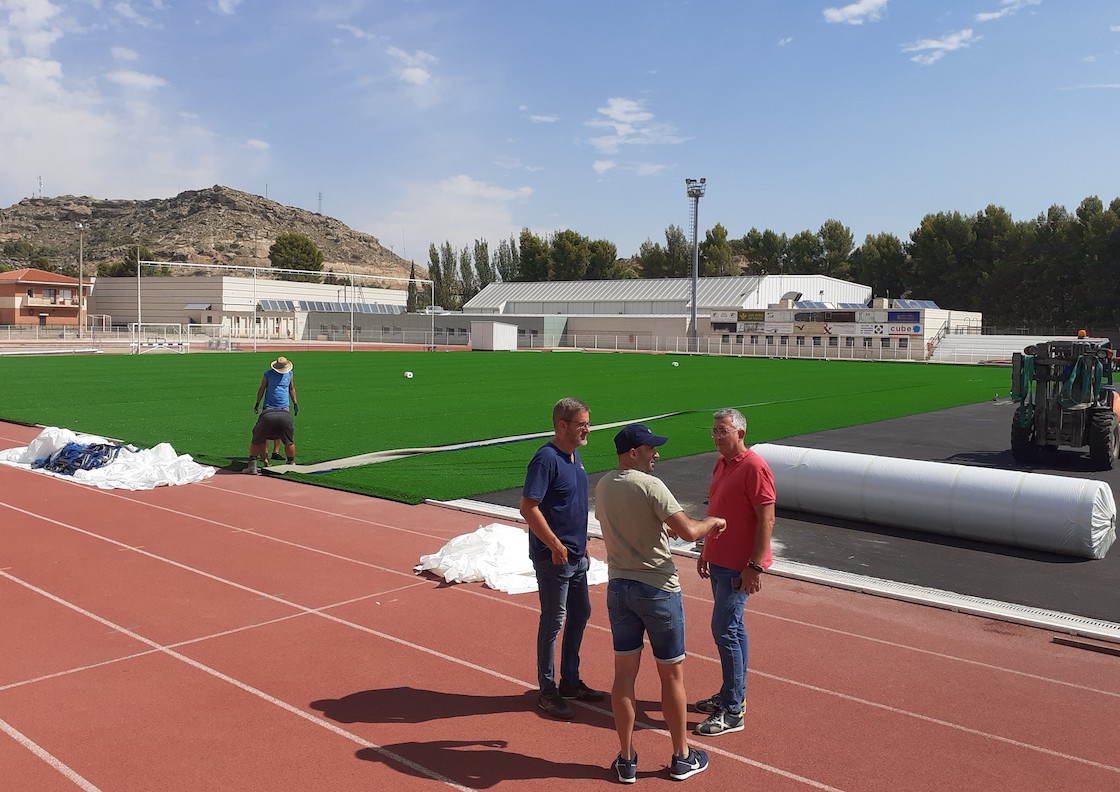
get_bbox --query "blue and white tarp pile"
[0,426,215,490]
[416,522,609,595]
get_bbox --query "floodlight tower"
[76,222,84,340]
[685,178,706,352]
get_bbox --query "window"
[845,337,855,347]
[43,288,56,303]
[795,336,805,347]
[780,336,788,345]
[863,337,874,348]
[828,337,838,347]
[812,337,822,347]
[881,337,891,348]
[765,336,774,345]
[750,335,758,345]
[898,337,909,348]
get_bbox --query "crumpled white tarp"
[0,426,215,490]
[416,522,609,595]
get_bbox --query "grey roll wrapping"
[753,443,1117,560]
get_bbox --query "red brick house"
[0,268,87,326]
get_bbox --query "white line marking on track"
[0,570,473,792]
[2,501,850,791]
[0,716,103,792]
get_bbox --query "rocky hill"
[0,185,420,283]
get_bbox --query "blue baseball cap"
[613,423,669,455]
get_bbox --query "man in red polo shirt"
[694,407,775,736]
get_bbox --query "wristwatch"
[746,561,765,573]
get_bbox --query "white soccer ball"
[671,361,679,367]
[404,371,414,378]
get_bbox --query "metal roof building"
[462,275,871,316]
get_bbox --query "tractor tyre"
[1088,409,1119,470]
[1010,407,1040,464]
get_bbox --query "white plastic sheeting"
[753,443,1116,560]
[415,522,609,595]
[0,426,215,490]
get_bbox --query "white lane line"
[2,502,848,791]
[0,570,472,792]
[7,490,1117,776]
[0,716,103,792]
[0,584,424,694]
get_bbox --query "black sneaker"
[694,708,744,736]
[694,694,720,715]
[668,747,708,780]
[271,452,285,461]
[559,680,607,702]
[611,752,637,784]
[537,692,574,720]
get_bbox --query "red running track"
[1,420,1118,791]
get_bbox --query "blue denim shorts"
[606,578,686,664]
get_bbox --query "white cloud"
[592,160,616,174]
[1,0,64,59]
[386,45,437,86]
[1111,25,1120,33]
[112,2,160,29]
[777,37,794,47]
[244,138,270,150]
[370,175,532,259]
[106,69,167,90]
[1059,83,1120,90]
[975,0,1042,23]
[111,46,138,61]
[585,97,686,155]
[823,0,888,26]
[214,0,244,15]
[902,29,979,65]
[529,113,558,123]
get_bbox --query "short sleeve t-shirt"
[594,469,683,592]
[522,442,589,563]
[703,448,776,571]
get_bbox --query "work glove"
[293,402,299,416]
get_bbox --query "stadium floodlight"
[685,178,706,351]
[76,222,84,340]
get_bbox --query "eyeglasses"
[565,420,591,430]
[710,427,738,438]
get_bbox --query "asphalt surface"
[476,399,1120,625]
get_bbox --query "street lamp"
[685,178,706,352]
[76,222,84,339]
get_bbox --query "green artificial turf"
[0,350,1008,503]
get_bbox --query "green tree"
[586,239,618,280]
[406,261,422,311]
[637,238,668,278]
[473,239,495,290]
[851,233,909,300]
[518,229,549,281]
[269,232,324,282]
[439,242,458,308]
[786,229,823,273]
[699,223,735,276]
[98,243,162,277]
[905,211,978,309]
[427,243,444,308]
[664,224,691,278]
[494,235,519,281]
[459,245,478,302]
[737,228,788,275]
[818,219,854,279]
[549,229,590,280]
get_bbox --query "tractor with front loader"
[1010,336,1120,469]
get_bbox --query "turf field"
[0,351,1008,503]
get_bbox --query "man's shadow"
[311,686,617,725]
[356,740,607,787]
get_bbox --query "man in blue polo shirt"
[520,397,606,719]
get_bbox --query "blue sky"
[1,0,1118,262]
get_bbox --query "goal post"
[186,323,237,352]
[129,322,187,354]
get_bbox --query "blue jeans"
[534,555,591,695]
[708,563,748,715]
